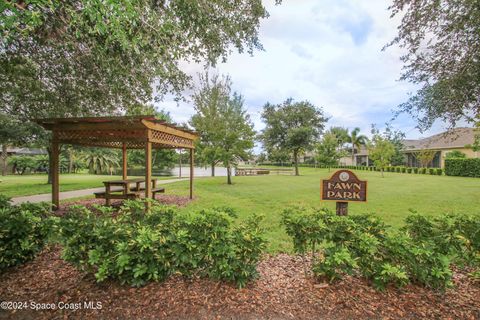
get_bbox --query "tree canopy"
[260,99,327,175]
[190,73,255,184]
[388,0,480,130]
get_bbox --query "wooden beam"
[122,142,127,180]
[145,140,152,201]
[189,148,194,199]
[141,119,198,141]
[52,136,60,210]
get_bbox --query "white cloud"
[155,0,447,148]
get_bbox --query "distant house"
[402,127,479,168]
[352,127,479,168]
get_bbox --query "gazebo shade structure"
[36,116,198,209]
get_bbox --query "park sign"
[321,170,367,215]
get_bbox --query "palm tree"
[81,149,120,175]
[348,127,368,164]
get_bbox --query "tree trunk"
[293,150,299,176]
[227,164,232,185]
[1,144,8,176]
[351,143,355,165]
[47,147,53,184]
[211,162,215,177]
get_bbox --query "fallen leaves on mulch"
[1,246,479,320]
[55,194,192,215]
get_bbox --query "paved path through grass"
[11,178,188,205]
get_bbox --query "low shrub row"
[0,195,54,271]
[445,158,480,177]
[281,207,479,290]
[56,201,266,287]
[316,164,444,175]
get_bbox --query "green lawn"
[0,174,175,198]
[164,167,480,253]
[2,168,479,253]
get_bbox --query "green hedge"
[281,207,480,290]
[0,196,54,271]
[56,201,265,287]
[445,158,480,177]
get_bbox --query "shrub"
[0,199,54,271]
[401,167,406,173]
[420,168,427,174]
[413,167,419,174]
[395,166,401,173]
[406,168,412,173]
[429,168,436,175]
[445,158,480,177]
[56,201,265,287]
[281,207,466,290]
[436,168,443,175]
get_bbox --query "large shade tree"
[260,99,327,176]
[1,0,274,181]
[388,0,480,134]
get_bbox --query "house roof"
[402,127,476,151]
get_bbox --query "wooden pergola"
[36,116,198,209]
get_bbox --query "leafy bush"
[436,168,443,175]
[0,199,54,271]
[445,158,480,177]
[413,167,419,174]
[401,167,406,173]
[281,207,476,290]
[402,213,480,267]
[406,167,412,173]
[395,166,401,173]
[56,201,265,287]
[420,168,427,174]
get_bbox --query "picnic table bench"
[94,178,165,206]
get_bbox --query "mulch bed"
[1,246,479,320]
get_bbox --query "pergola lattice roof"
[36,115,198,149]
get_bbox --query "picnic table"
[94,178,165,206]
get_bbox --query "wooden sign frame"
[320,170,367,215]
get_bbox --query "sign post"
[321,170,367,216]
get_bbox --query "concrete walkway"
[11,178,188,205]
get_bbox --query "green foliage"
[56,201,265,287]
[446,151,466,159]
[281,207,476,290]
[191,74,255,184]
[368,133,395,176]
[445,158,480,177]
[402,213,480,267]
[388,0,480,129]
[260,98,327,175]
[436,168,443,175]
[429,168,435,175]
[406,167,412,173]
[315,132,346,167]
[0,199,53,271]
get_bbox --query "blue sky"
[157,0,453,150]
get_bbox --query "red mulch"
[55,194,193,215]
[1,246,479,320]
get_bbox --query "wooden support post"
[336,202,348,216]
[51,136,60,210]
[189,148,194,199]
[122,142,127,180]
[145,141,152,201]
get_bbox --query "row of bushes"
[0,198,265,288]
[282,207,479,290]
[2,196,479,290]
[318,164,444,175]
[445,158,480,177]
